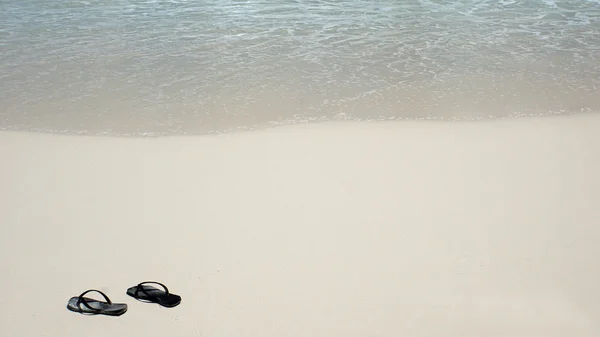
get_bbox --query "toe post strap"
[77,289,112,311]
[135,281,169,296]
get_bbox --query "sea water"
[1,0,599,136]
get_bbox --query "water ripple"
[1,0,599,135]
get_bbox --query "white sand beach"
[1,114,599,337]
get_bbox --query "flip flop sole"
[66,297,127,316]
[126,283,181,307]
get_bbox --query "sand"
[1,114,599,337]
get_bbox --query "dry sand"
[1,114,599,336]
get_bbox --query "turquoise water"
[1,0,599,135]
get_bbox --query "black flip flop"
[126,281,181,308]
[66,289,127,316]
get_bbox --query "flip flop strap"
[77,289,112,311]
[135,281,170,299]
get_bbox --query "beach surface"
[1,114,599,337]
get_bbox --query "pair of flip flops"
[67,281,181,316]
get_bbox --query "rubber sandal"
[66,289,127,316]
[126,281,181,308]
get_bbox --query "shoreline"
[0,111,594,138]
[1,114,599,337]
